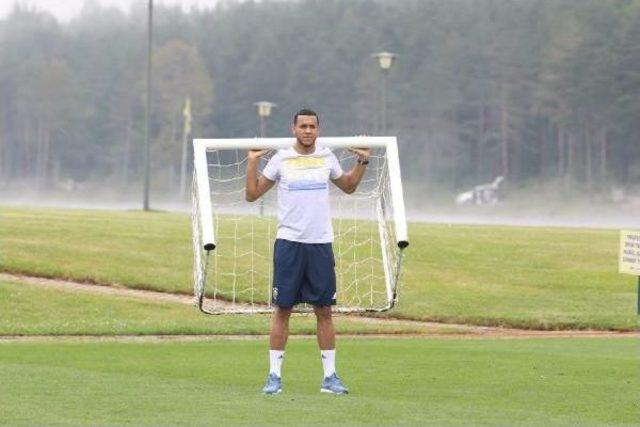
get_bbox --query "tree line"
[0,0,638,200]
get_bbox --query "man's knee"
[314,305,332,321]
[274,306,293,321]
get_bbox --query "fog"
[1,0,638,230]
[2,185,638,230]
[0,0,219,22]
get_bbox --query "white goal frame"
[192,136,409,314]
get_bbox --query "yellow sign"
[619,230,640,276]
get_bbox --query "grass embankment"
[1,338,637,426]
[1,206,638,330]
[0,279,455,336]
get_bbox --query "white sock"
[320,349,336,378]
[269,350,284,377]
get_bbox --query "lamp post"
[254,101,276,217]
[254,101,276,138]
[179,97,191,198]
[143,0,153,211]
[372,51,396,135]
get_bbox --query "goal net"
[192,137,409,314]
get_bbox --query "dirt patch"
[1,331,638,343]
[1,272,195,304]
[0,272,261,314]
[2,272,638,340]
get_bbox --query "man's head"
[293,108,319,126]
[292,108,319,149]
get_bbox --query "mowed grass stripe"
[0,279,461,336]
[1,208,192,293]
[0,338,637,426]
[403,224,638,330]
[2,206,638,330]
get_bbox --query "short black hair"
[293,108,319,125]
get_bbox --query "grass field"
[1,338,637,426]
[2,206,638,330]
[0,278,459,336]
[1,205,639,426]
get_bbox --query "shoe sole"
[263,389,282,395]
[320,388,348,395]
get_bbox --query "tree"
[150,39,213,190]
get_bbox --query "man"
[245,108,370,395]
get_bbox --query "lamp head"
[372,51,396,71]
[254,101,277,118]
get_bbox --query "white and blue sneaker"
[262,373,282,395]
[320,373,348,394]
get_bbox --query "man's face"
[292,115,319,147]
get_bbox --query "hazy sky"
[1,0,220,22]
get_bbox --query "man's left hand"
[348,147,370,162]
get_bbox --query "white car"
[455,176,504,206]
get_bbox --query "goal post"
[192,136,409,314]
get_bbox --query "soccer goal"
[192,136,409,314]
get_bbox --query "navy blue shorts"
[272,239,336,308]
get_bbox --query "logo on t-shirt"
[284,157,330,191]
[285,157,325,168]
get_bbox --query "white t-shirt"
[262,145,343,243]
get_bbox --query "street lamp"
[253,101,276,217]
[372,51,396,134]
[254,101,277,138]
[143,0,153,211]
[179,97,192,198]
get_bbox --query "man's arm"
[246,149,275,202]
[331,148,370,194]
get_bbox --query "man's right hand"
[248,149,269,160]
[245,149,276,202]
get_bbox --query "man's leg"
[263,306,292,394]
[269,306,293,377]
[315,305,348,394]
[314,305,335,351]
[270,306,293,351]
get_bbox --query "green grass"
[1,207,192,293]
[0,338,637,426]
[0,279,460,336]
[400,224,639,330]
[1,206,638,330]
[1,206,637,426]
